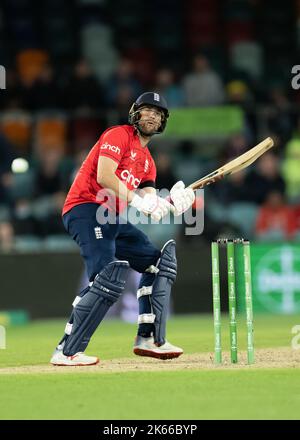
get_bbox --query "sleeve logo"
[101,142,121,155]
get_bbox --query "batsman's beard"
[137,119,161,137]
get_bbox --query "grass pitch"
[0,314,300,420]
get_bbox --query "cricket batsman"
[50,92,195,366]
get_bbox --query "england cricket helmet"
[128,92,169,134]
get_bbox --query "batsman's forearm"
[98,174,135,203]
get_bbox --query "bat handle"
[165,195,176,214]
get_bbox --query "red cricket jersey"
[62,125,157,216]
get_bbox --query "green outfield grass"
[0,314,300,420]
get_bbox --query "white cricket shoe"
[133,335,183,360]
[50,350,99,366]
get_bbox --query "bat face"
[189,137,274,190]
[197,173,225,188]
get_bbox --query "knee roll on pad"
[151,239,177,345]
[63,260,129,356]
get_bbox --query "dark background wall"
[0,252,84,318]
[0,244,228,319]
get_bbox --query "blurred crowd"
[1,49,300,251]
[1,0,300,251]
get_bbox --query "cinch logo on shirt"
[100,142,121,155]
[120,169,141,188]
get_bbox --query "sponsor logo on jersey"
[100,142,121,155]
[120,169,141,188]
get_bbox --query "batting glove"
[130,193,172,221]
[170,181,195,215]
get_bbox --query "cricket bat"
[189,137,274,190]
